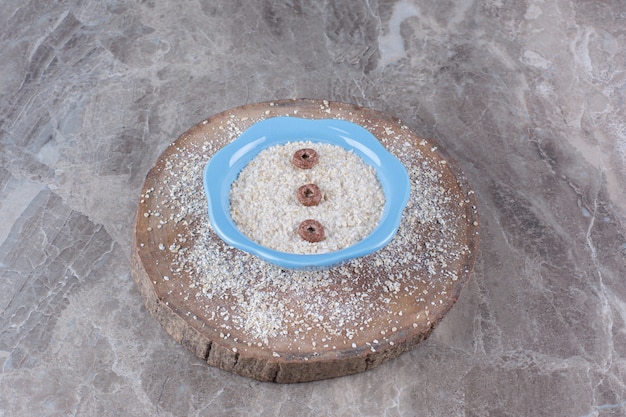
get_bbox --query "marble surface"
[0,0,624,415]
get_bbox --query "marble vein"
[0,0,624,416]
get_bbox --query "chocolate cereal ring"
[298,219,325,243]
[297,183,322,206]
[292,148,318,169]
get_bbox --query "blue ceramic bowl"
[203,117,410,269]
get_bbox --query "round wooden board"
[131,99,479,383]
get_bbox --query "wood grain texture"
[131,99,479,383]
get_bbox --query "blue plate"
[203,117,410,269]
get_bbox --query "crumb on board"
[137,106,479,354]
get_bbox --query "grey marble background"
[1,0,625,416]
